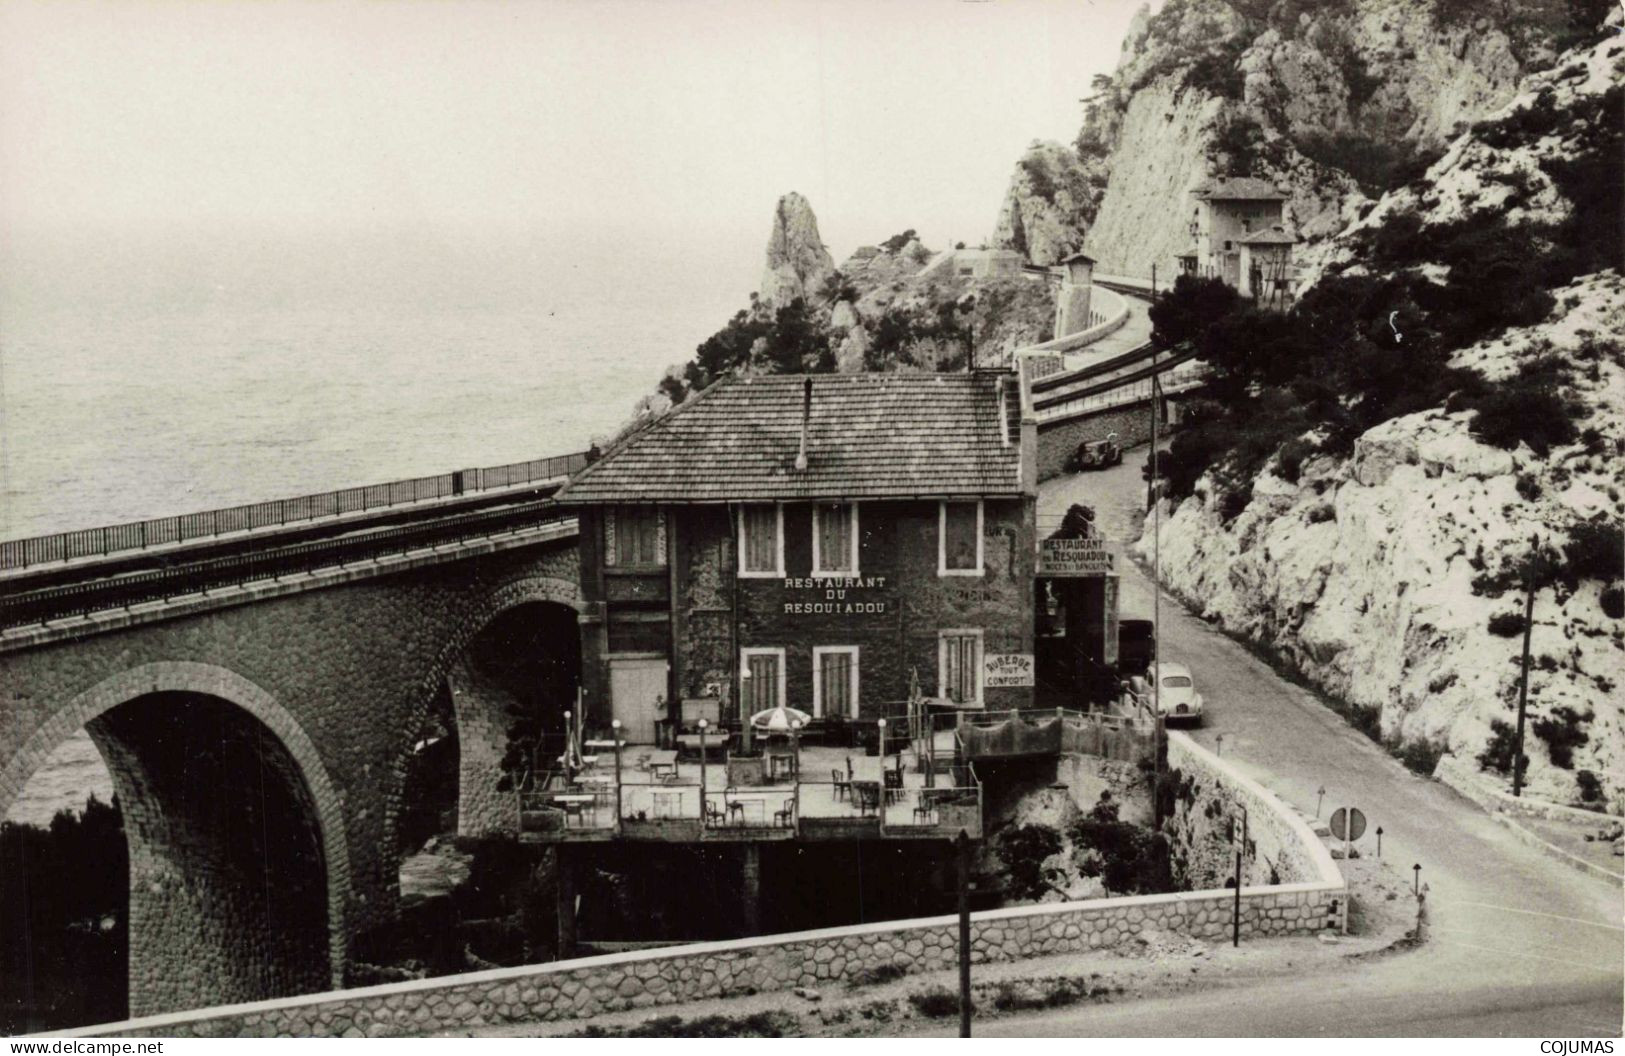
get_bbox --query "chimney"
[795,378,812,471]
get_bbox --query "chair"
[561,800,586,828]
[882,768,904,804]
[856,782,881,817]
[912,799,937,825]
[832,768,851,802]
[703,798,725,828]
[774,797,795,828]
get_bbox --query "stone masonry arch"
[400,575,585,839]
[0,662,352,1013]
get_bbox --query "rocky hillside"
[1135,32,1625,810]
[639,195,1058,422]
[993,0,1601,276]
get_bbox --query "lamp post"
[956,828,972,1038]
[877,717,887,761]
[611,719,623,823]
[1231,805,1249,948]
[698,719,709,821]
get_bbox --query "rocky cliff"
[759,191,835,306]
[1135,33,1625,810]
[995,0,1584,275]
[990,141,1107,266]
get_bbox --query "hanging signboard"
[983,653,1034,688]
[1038,536,1116,576]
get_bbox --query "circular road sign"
[1329,807,1367,842]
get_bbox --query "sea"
[0,222,760,826]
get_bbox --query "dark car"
[1117,618,1155,676]
[1072,432,1123,471]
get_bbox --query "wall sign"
[781,575,890,615]
[1038,536,1116,576]
[983,653,1034,688]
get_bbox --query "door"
[609,658,667,743]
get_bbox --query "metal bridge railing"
[1,498,576,629]
[1,449,592,572]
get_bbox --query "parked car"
[1149,662,1204,725]
[1072,432,1123,471]
[1117,618,1155,676]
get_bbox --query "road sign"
[1038,536,1115,576]
[1329,807,1366,842]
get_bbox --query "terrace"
[514,709,1153,845]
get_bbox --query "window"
[939,630,983,707]
[606,506,664,567]
[1161,675,1193,688]
[813,646,859,718]
[741,647,786,714]
[738,504,783,577]
[812,502,858,576]
[938,500,983,576]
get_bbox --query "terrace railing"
[955,708,1153,763]
[1,449,591,572]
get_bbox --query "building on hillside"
[554,371,1039,747]
[1177,177,1295,299]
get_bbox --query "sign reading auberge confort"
[781,576,889,615]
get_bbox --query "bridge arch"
[397,575,585,842]
[0,662,351,1016]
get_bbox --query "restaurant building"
[554,370,1039,745]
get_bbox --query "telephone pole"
[1512,537,1539,797]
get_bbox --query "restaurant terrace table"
[552,794,597,827]
[850,781,882,816]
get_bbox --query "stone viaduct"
[1,503,586,1018]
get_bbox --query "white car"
[1145,662,1204,725]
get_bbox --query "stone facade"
[578,498,1037,729]
[0,540,581,1015]
[68,728,1344,1039]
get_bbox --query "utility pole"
[1150,358,1162,733]
[1513,537,1538,797]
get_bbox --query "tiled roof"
[557,372,1023,503]
[1239,225,1297,245]
[1194,177,1288,201]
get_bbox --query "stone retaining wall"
[63,736,1343,1039]
[1165,732,1343,893]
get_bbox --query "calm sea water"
[1,222,759,824]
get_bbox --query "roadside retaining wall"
[63,736,1344,1039]
[1434,752,1619,825]
[1164,733,1344,892]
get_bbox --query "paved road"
[1012,452,1624,1037]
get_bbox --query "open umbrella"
[750,704,812,731]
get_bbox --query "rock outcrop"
[990,141,1107,265]
[1073,0,1557,277]
[1132,30,1625,809]
[759,191,835,306]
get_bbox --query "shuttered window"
[740,505,782,576]
[939,501,982,574]
[940,631,982,706]
[813,503,856,575]
[814,647,858,718]
[743,649,783,712]
[609,506,664,567]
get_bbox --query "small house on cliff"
[555,371,1039,746]
[1179,177,1296,300]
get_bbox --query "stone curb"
[1490,813,1624,888]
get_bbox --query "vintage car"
[1073,432,1123,471]
[1123,661,1204,726]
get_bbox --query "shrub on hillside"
[1576,769,1604,803]
[1532,706,1592,769]
[1600,586,1624,620]
[1487,611,1527,637]
[995,824,1063,902]
[1561,520,1624,583]
[1478,719,1529,778]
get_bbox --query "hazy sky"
[0,0,1153,256]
